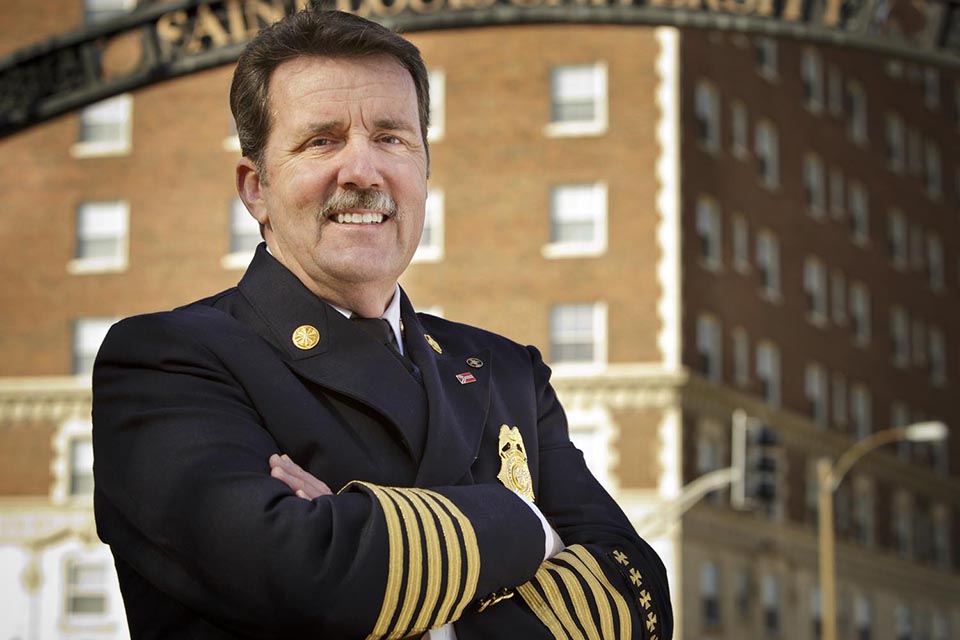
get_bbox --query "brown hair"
[230,8,430,174]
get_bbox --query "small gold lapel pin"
[424,334,442,354]
[292,325,320,350]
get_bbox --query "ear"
[236,157,269,226]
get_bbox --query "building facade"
[0,0,957,638]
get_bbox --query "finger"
[296,489,311,500]
[271,466,303,493]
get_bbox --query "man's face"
[239,55,427,304]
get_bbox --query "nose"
[337,138,383,191]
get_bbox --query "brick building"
[0,1,957,638]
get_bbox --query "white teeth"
[334,212,385,224]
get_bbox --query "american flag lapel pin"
[456,372,476,385]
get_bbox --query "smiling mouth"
[332,212,387,224]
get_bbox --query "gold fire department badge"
[497,425,534,502]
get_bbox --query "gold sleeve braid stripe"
[567,546,632,639]
[519,544,631,640]
[339,482,480,640]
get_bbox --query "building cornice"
[0,376,91,423]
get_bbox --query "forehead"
[266,54,418,124]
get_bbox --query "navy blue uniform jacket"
[92,245,671,639]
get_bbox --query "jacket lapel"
[400,294,491,487]
[237,247,428,459]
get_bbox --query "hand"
[269,453,333,500]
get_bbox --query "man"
[93,8,671,639]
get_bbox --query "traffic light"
[731,410,781,510]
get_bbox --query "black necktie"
[351,316,422,383]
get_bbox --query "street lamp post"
[817,421,948,640]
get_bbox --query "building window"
[805,363,828,426]
[696,197,722,269]
[829,168,845,219]
[762,573,781,636]
[890,306,910,368]
[544,183,607,258]
[895,604,913,640]
[427,69,445,142]
[932,611,950,640]
[832,373,848,429]
[69,200,129,274]
[924,141,942,199]
[801,48,824,110]
[696,314,722,382]
[927,233,944,291]
[73,317,116,377]
[695,80,721,152]
[891,401,912,459]
[64,558,108,616]
[847,81,867,145]
[755,37,778,79]
[850,282,871,345]
[803,153,826,216]
[887,209,908,269]
[827,65,844,116]
[566,408,614,491]
[810,586,823,639]
[732,327,750,387]
[853,477,875,546]
[885,113,905,172]
[73,94,132,157]
[222,198,261,270]
[549,303,606,367]
[69,436,94,497]
[754,121,779,189]
[547,63,607,136]
[413,189,445,263]
[731,214,749,272]
[831,270,847,325]
[932,505,951,570]
[924,67,940,109]
[731,100,749,158]
[929,326,946,386]
[848,181,869,244]
[756,341,781,407]
[734,568,752,620]
[700,561,721,628]
[855,593,873,640]
[84,0,134,23]
[756,230,781,300]
[803,256,828,323]
[850,383,871,439]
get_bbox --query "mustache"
[321,189,398,218]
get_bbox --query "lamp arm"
[824,427,909,492]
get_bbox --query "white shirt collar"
[328,283,404,355]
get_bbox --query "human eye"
[378,133,403,144]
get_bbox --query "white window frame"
[803,153,826,217]
[885,112,906,172]
[84,0,135,23]
[754,120,780,189]
[847,81,868,145]
[756,230,781,301]
[848,181,869,245]
[755,37,778,80]
[68,200,130,274]
[803,256,828,324]
[695,197,722,270]
[695,79,721,152]
[545,63,608,138]
[427,68,445,142]
[850,383,872,439]
[731,214,749,273]
[62,553,111,623]
[51,419,95,505]
[542,183,607,259]
[801,47,824,111]
[72,94,133,158]
[805,363,828,426]
[412,189,445,263]
[887,209,908,270]
[221,197,261,270]
[73,317,117,377]
[549,302,607,372]
[756,341,781,408]
[731,100,749,158]
[696,313,722,382]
